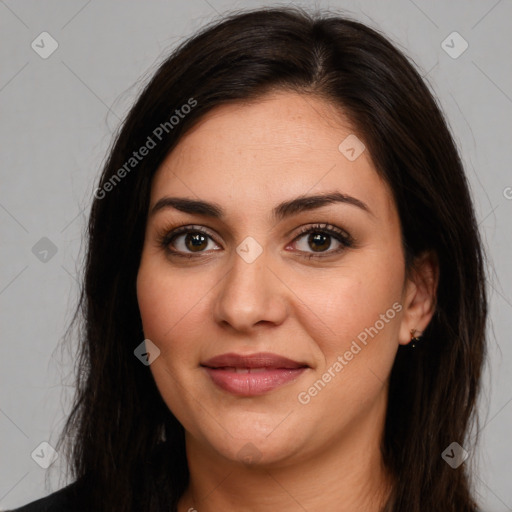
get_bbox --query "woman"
[11,6,487,512]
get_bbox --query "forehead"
[150,91,396,224]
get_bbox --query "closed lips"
[201,352,308,370]
[213,367,282,373]
[201,352,309,396]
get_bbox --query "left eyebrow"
[272,192,373,221]
[149,191,374,220]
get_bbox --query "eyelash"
[156,223,354,260]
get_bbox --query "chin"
[219,436,302,468]
[190,414,307,468]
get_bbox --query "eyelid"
[286,223,354,258]
[156,224,221,250]
[291,223,353,244]
[156,222,354,258]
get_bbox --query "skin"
[136,91,438,511]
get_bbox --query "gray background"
[1,0,511,510]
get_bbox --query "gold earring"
[410,329,422,348]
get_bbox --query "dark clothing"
[6,480,87,512]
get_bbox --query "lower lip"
[203,367,307,396]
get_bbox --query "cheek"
[137,260,198,352]
[295,262,403,415]
[292,249,404,356]
[137,261,201,370]
[136,256,226,373]
[136,260,211,427]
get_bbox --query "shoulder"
[4,479,88,512]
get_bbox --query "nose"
[213,246,288,333]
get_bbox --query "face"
[136,91,418,468]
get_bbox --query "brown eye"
[294,231,340,253]
[307,232,332,252]
[170,231,218,253]
[182,232,209,252]
[159,226,221,256]
[291,223,354,258]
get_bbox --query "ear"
[398,250,439,346]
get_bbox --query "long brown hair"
[56,6,487,511]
